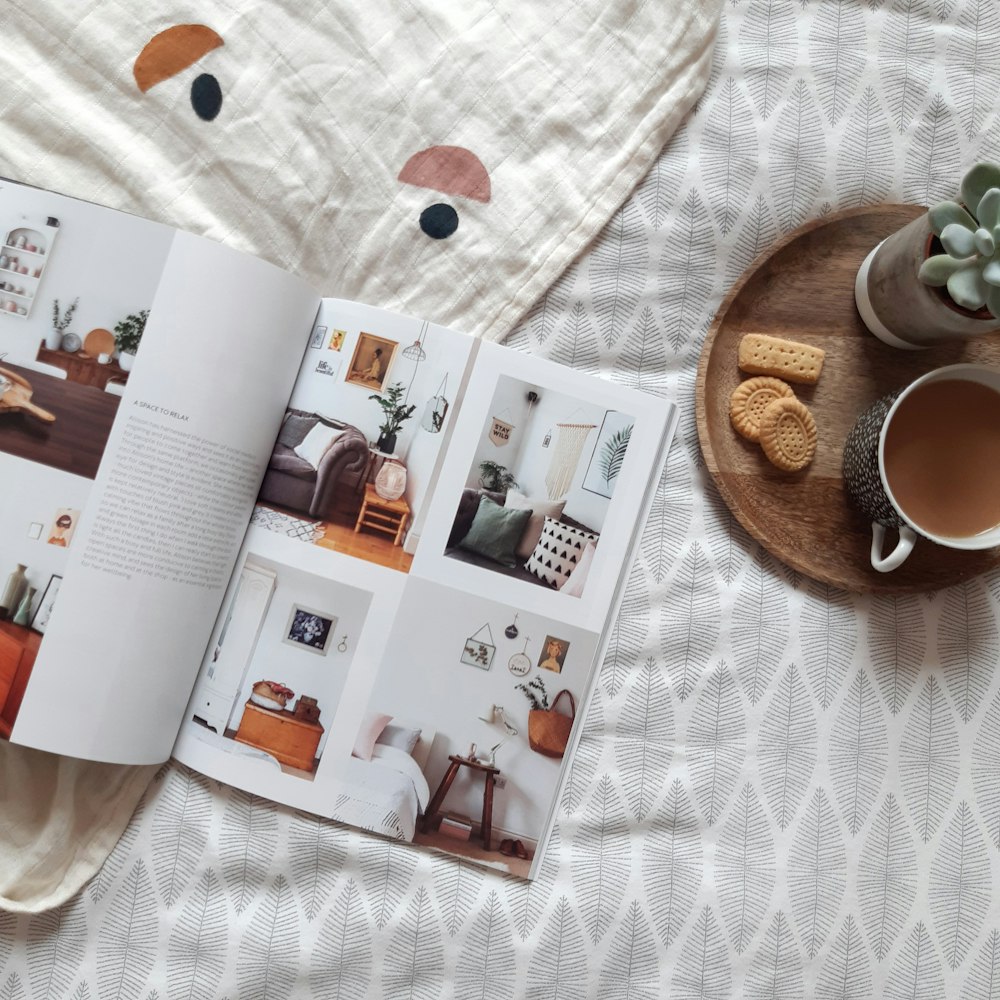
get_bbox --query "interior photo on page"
[182,550,374,782]
[446,373,633,599]
[334,578,600,877]
[412,341,675,629]
[0,180,174,741]
[251,299,475,573]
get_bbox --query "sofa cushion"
[447,487,507,548]
[458,496,531,567]
[560,538,596,597]
[524,516,599,589]
[277,412,319,448]
[294,423,344,469]
[268,444,318,479]
[504,489,568,560]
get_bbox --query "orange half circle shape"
[398,146,491,204]
[134,24,224,93]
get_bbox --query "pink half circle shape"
[398,145,491,204]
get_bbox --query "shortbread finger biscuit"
[758,397,817,471]
[738,333,825,384]
[730,377,796,442]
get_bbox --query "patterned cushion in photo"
[524,516,599,589]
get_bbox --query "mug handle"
[870,522,917,572]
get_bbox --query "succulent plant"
[918,162,1000,317]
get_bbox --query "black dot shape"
[191,73,222,121]
[419,203,459,239]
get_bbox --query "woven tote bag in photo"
[528,689,576,758]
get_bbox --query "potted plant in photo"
[478,459,518,492]
[113,309,149,372]
[855,162,1000,348]
[49,297,78,350]
[368,381,415,454]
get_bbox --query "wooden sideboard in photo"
[235,700,323,771]
[37,347,130,389]
[0,620,41,739]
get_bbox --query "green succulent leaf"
[947,263,989,310]
[983,258,1000,287]
[929,200,976,236]
[961,163,1000,218]
[975,228,997,255]
[918,254,967,286]
[986,282,1000,319]
[941,223,977,257]
[977,188,1000,230]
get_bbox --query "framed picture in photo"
[329,329,346,351]
[538,635,570,673]
[346,332,397,392]
[31,574,62,634]
[283,605,337,655]
[309,325,328,349]
[315,358,340,378]
[47,507,80,548]
[582,410,634,499]
[461,636,495,670]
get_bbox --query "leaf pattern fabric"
[929,802,991,971]
[758,664,817,830]
[857,795,918,962]
[8,3,1000,997]
[715,783,774,953]
[829,669,888,836]
[789,789,848,960]
[641,779,702,951]
[165,869,227,1000]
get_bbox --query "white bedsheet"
[330,746,431,842]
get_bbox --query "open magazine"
[0,180,677,878]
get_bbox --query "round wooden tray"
[696,204,1000,594]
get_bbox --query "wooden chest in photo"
[235,700,323,771]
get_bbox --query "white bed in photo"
[189,724,283,772]
[330,730,434,841]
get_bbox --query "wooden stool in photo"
[354,483,410,546]
[421,754,500,851]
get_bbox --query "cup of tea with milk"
[844,363,1000,572]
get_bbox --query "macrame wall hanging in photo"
[545,422,596,499]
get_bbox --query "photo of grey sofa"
[258,409,368,519]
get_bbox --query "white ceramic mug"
[842,364,1000,572]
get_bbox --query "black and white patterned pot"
[842,389,904,528]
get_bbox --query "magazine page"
[0,182,321,764]
[174,307,676,878]
[173,298,479,810]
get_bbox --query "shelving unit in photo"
[0,215,59,319]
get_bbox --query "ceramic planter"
[855,213,1000,349]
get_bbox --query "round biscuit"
[758,396,817,471]
[730,376,795,442]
